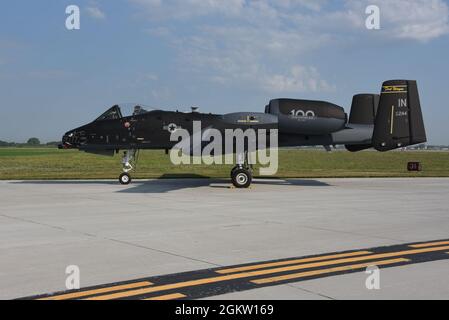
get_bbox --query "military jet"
[60,80,426,188]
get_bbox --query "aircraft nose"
[59,131,77,149]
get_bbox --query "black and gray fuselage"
[61,99,374,155]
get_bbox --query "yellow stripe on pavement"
[252,258,409,285]
[216,251,373,274]
[409,241,449,248]
[143,293,186,301]
[85,245,449,300]
[39,281,153,300]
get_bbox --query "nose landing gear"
[119,150,137,185]
[119,172,132,185]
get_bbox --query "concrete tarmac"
[1,178,448,300]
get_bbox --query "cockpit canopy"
[94,104,157,122]
[95,105,122,121]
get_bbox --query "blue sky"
[1,0,449,144]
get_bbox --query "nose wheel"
[119,149,138,185]
[119,172,132,185]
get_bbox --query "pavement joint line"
[291,223,405,242]
[0,214,97,238]
[206,210,405,243]
[285,284,336,300]
[104,238,222,268]
[0,214,221,269]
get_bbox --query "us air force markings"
[21,239,449,300]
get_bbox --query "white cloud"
[130,0,449,93]
[272,0,328,11]
[145,27,172,37]
[276,0,449,42]
[130,0,246,20]
[134,1,335,93]
[341,0,449,42]
[123,72,159,89]
[150,86,172,100]
[132,0,449,40]
[377,0,449,42]
[263,65,335,93]
[86,6,106,20]
[176,25,333,93]
[130,0,330,21]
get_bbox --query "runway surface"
[1,178,449,300]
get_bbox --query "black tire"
[119,173,132,185]
[230,166,240,178]
[231,168,252,189]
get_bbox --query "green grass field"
[0,147,448,180]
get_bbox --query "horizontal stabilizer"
[346,144,372,152]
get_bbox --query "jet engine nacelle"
[265,99,347,135]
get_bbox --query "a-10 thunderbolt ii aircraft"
[60,80,426,188]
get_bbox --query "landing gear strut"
[231,152,253,189]
[119,150,137,185]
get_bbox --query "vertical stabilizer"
[372,80,427,152]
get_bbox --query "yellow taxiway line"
[39,281,153,300]
[216,251,373,274]
[410,240,449,248]
[143,293,186,301]
[252,258,409,285]
[83,245,449,300]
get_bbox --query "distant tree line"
[0,138,60,147]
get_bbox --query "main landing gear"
[231,166,252,189]
[230,152,253,189]
[119,150,137,185]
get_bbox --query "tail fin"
[372,80,427,152]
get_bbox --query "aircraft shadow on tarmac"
[10,175,331,194]
[119,179,331,194]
